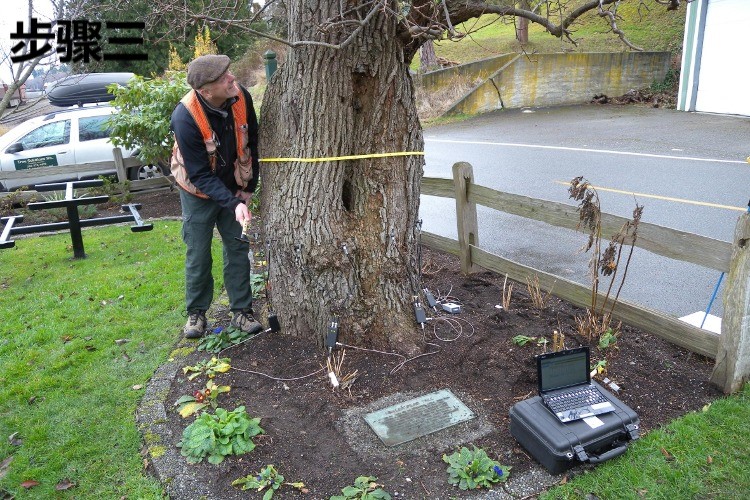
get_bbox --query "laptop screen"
[538,347,590,392]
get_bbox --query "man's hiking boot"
[184,310,207,339]
[231,309,263,335]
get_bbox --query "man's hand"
[236,190,252,202]
[235,202,251,223]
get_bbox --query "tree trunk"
[420,40,438,72]
[516,1,530,44]
[516,16,529,44]
[259,0,425,355]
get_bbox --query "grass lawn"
[542,384,750,499]
[0,221,221,498]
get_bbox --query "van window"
[18,120,71,150]
[79,115,112,142]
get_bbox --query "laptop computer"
[537,347,615,423]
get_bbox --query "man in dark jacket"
[170,54,262,338]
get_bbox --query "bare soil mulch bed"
[16,189,724,498]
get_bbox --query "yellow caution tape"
[259,151,424,163]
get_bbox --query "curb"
[136,293,231,499]
[135,338,216,499]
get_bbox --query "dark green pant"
[179,190,251,313]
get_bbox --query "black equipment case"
[509,382,640,474]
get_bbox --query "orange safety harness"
[170,90,252,198]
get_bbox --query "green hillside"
[417,2,686,68]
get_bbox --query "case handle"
[587,443,628,463]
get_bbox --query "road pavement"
[420,104,750,319]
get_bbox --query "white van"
[0,105,165,191]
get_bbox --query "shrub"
[107,73,190,165]
[443,446,511,490]
[177,406,263,464]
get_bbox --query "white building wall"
[679,0,750,117]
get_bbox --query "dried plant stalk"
[574,309,620,341]
[552,330,565,351]
[568,176,643,339]
[325,350,358,395]
[502,274,513,310]
[526,275,550,310]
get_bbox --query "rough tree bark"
[259,0,425,355]
[420,40,438,72]
[515,0,530,44]
[516,18,529,44]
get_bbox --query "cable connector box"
[267,312,281,333]
[423,288,437,309]
[413,299,427,325]
[325,318,339,351]
[441,302,461,314]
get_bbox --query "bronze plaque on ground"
[363,389,475,446]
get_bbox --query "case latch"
[573,444,589,462]
[626,423,640,440]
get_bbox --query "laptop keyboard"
[544,386,609,413]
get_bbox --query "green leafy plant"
[651,68,679,93]
[330,475,391,500]
[182,357,232,381]
[248,179,262,213]
[512,335,536,346]
[251,272,268,297]
[88,176,133,204]
[41,190,97,221]
[232,464,307,499]
[599,329,618,349]
[198,326,255,353]
[107,72,191,165]
[173,379,231,418]
[177,406,263,464]
[443,446,511,491]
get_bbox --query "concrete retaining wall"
[419,54,518,92]
[420,52,671,117]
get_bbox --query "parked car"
[0,104,166,191]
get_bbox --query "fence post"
[710,211,750,393]
[264,50,277,81]
[452,162,479,274]
[112,147,127,183]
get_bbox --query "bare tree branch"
[446,0,621,39]
[0,0,66,119]
[127,0,689,66]
[192,0,383,50]
[598,3,644,51]
[190,14,296,47]
[441,0,460,39]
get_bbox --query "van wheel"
[129,162,168,181]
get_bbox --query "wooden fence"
[0,148,172,202]
[422,162,750,394]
